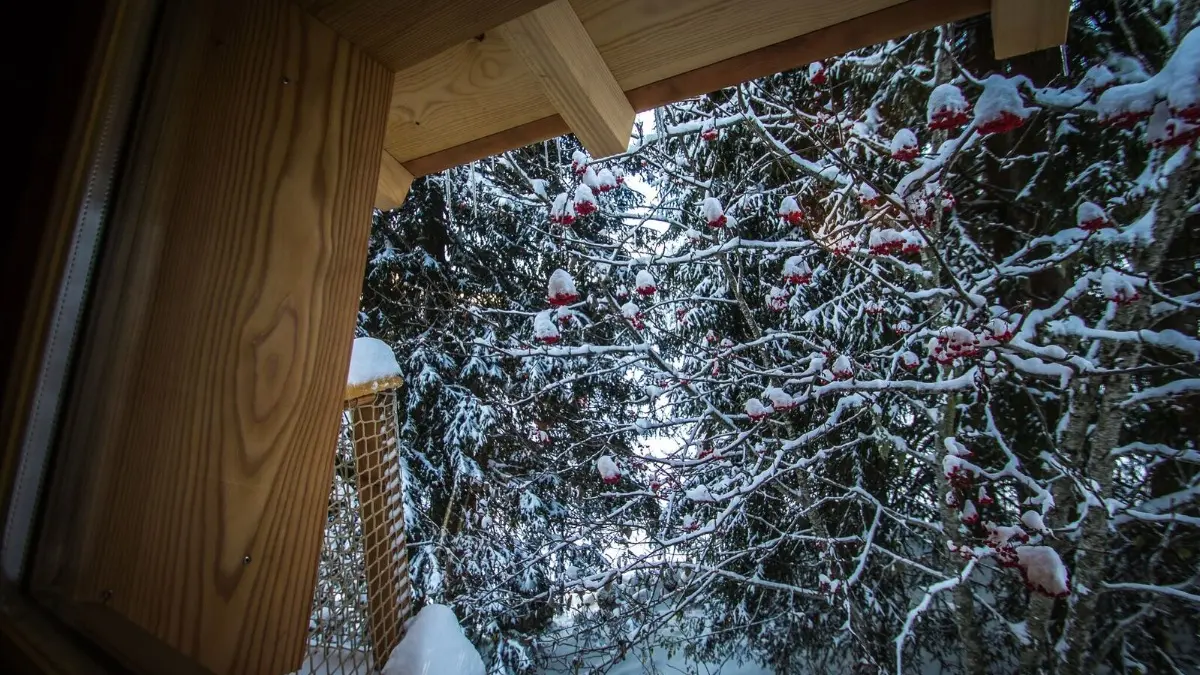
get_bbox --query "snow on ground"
[291,648,373,675]
[541,638,771,675]
[576,651,770,675]
[382,604,485,675]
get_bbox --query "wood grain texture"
[384,33,550,164]
[498,0,634,157]
[624,0,990,110]
[385,0,920,162]
[401,0,991,176]
[574,0,904,90]
[376,151,413,210]
[991,0,1070,59]
[297,0,553,71]
[34,1,392,673]
[344,374,404,402]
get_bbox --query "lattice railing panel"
[305,389,410,674]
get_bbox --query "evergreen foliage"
[359,4,1199,672]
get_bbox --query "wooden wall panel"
[34,1,393,673]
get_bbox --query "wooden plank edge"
[345,375,404,404]
[401,0,991,176]
[0,0,152,528]
[376,150,414,210]
[403,115,568,176]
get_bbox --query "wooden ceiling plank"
[384,0,994,164]
[572,0,905,90]
[497,0,634,157]
[401,0,991,176]
[383,34,549,165]
[298,0,554,71]
[376,151,414,211]
[990,0,1070,60]
[627,0,989,111]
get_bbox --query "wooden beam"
[376,151,414,210]
[991,0,1070,60]
[402,0,990,176]
[386,0,918,163]
[497,0,634,157]
[344,374,404,402]
[32,1,393,673]
[384,32,549,167]
[403,115,568,177]
[381,0,1017,165]
[297,0,554,71]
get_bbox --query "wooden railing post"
[345,384,411,664]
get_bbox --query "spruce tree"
[360,4,1199,672]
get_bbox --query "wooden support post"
[498,0,634,157]
[376,151,415,211]
[31,1,397,673]
[991,0,1070,60]
[346,391,411,665]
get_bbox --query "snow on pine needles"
[356,13,1200,675]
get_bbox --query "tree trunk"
[1019,378,1097,671]
[935,392,987,675]
[1061,145,1194,674]
[1060,364,1137,674]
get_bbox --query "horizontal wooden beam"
[297,0,554,70]
[403,116,566,177]
[402,0,990,176]
[385,0,919,164]
[345,374,403,403]
[498,0,634,157]
[991,0,1070,60]
[376,151,414,210]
